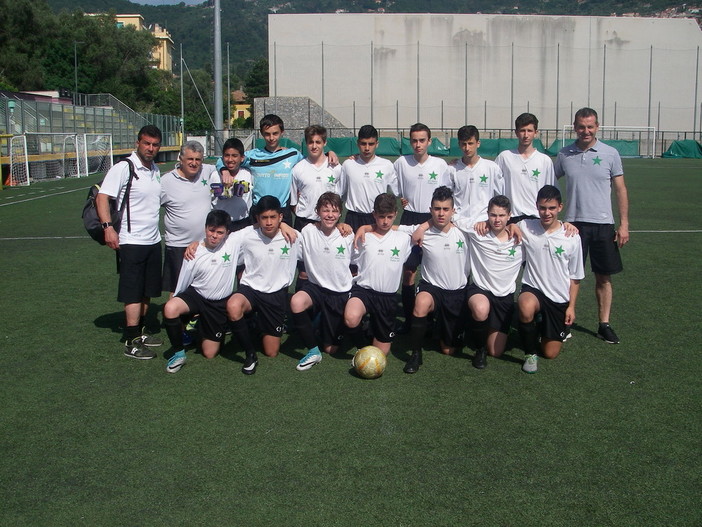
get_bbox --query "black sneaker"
[242,353,258,375]
[472,348,487,369]
[403,351,422,374]
[124,338,156,360]
[597,323,620,344]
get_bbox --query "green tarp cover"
[400,137,450,156]
[662,140,702,159]
[547,139,641,158]
[449,138,546,158]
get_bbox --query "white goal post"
[561,125,657,158]
[9,135,29,186]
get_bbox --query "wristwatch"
[101,221,113,229]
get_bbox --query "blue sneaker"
[296,350,322,371]
[166,351,186,374]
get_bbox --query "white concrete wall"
[268,14,702,132]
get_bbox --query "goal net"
[9,135,29,186]
[560,125,657,158]
[79,133,114,176]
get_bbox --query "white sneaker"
[166,352,186,373]
[522,354,538,374]
[296,350,322,371]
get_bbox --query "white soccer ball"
[353,345,387,379]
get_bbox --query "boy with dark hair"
[291,192,354,371]
[344,193,412,356]
[495,113,556,222]
[226,195,300,374]
[394,122,450,333]
[448,125,504,224]
[214,137,254,231]
[338,124,398,232]
[162,210,239,373]
[517,185,584,374]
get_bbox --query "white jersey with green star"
[160,164,219,247]
[290,158,342,220]
[238,227,300,293]
[397,224,470,290]
[466,229,523,297]
[495,149,555,217]
[298,224,354,292]
[448,157,504,224]
[338,156,398,213]
[174,229,245,301]
[394,155,450,213]
[351,230,411,293]
[519,219,585,304]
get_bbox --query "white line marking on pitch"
[0,187,88,207]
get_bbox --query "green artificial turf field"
[0,158,700,526]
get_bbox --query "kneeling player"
[344,193,411,356]
[162,210,240,373]
[291,192,354,371]
[517,185,584,373]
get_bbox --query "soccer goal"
[79,133,114,176]
[9,135,30,186]
[560,125,657,158]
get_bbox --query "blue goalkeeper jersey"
[244,147,304,206]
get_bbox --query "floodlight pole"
[213,0,224,152]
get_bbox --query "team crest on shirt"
[552,245,566,259]
[478,174,489,187]
[505,246,518,260]
[455,240,466,254]
[530,168,541,182]
[279,245,291,259]
[389,246,401,261]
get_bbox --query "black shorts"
[400,210,431,271]
[177,286,229,342]
[344,210,375,232]
[466,283,515,334]
[117,243,162,303]
[349,284,398,343]
[417,280,467,345]
[300,281,350,346]
[162,245,186,292]
[520,284,568,341]
[235,284,287,337]
[573,222,623,275]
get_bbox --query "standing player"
[448,125,504,224]
[495,113,556,222]
[291,192,354,371]
[96,125,164,360]
[162,210,240,373]
[160,140,220,298]
[226,196,300,374]
[337,124,398,232]
[344,193,412,356]
[517,185,584,374]
[400,187,470,374]
[214,137,254,231]
[555,107,629,344]
[394,123,450,332]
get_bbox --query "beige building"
[114,14,174,72]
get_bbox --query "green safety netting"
[449,138,546,157]
[400,137,450,156]
[547,139,641,158]
[661,140,702,159]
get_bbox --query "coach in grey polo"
[555,107,630,344]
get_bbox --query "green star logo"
[222,253,231,262]
[202,179,208,186]
[336,245,345,254]
[480,175,488,183]
[328,175,336,183]
[532,169,541,178]
[593,156,602,165]
[508,247,517,257]
[391,247,400,257]
[456,240,465,249]
[429,171,438,180]
[375,170,384,179]
[554,246,565,256]
[281,246,290,255]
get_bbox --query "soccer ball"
[353,346,387,379]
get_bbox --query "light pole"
[73,41,84,105]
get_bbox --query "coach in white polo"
[97,125,164,360]
[554,107,630,345]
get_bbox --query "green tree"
[244,58,268,101]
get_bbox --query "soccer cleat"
[166,351,186,373]
[296,350,322,371]
[522,354,538,374]
[242,353,258,375]
[124,338,156,360]
[472,348,487,370]
[403,350,422,374]
[185,318,199,332]
[597,323,620,344]
[562,329,572,341]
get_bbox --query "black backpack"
[82,159,137,245]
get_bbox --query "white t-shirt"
[466,228,523,297]
[394,155,450,213]
[297,224,354,292]
[214,166,253,222]
[290,158,342,220]
[519,219,585,304]
[448,157,504,224]
[160,164,219,247]
[398,224,469,291]
[237,227,300,293]
[496,149,555,217]
[338,156,398,213]
[351,230,412,293]
[174,229,245,300]
[99,152,161,245]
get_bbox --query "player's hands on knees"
[615,225,629,247]
[184,240,201,260]
[562,222,580,237]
